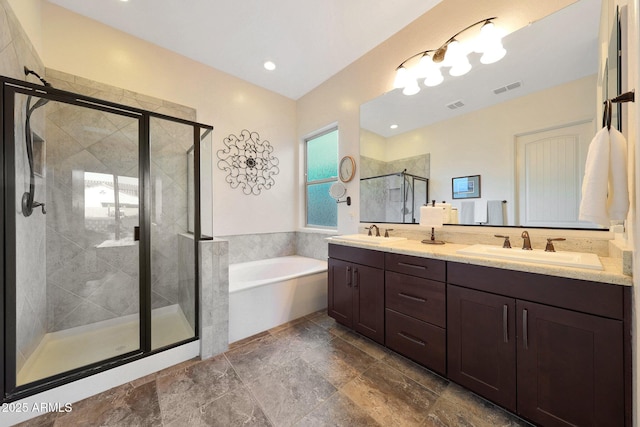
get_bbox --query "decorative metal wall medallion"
[217,129,280,195]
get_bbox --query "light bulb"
[476,20,506,64]
[445,41,471,76]
[402,78,420,96]
[424,68,444,87]
[476,21,500,51]
[393,66,409,89]
[415,53,434,78]
[480,45,506,64]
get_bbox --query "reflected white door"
[516,120,595,228]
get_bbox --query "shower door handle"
[134,226,140,241]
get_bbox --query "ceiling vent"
[493,81,522,95]
[446,100,465,110]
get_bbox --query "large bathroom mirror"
[360,0,621,229]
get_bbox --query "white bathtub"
[229,256,328,343]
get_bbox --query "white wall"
[379,75,596,222]
[39,3,297,236]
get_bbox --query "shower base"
[17,304,194,386]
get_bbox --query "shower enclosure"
[1,75,212,402]
[360,171,428,223]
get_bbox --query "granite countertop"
[327,237,633,287]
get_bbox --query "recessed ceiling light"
[263,61,276,71]
[390,124,398,129]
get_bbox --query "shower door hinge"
[134,226,140,241]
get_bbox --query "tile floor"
[17,310,532,426]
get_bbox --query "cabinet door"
[353,264,385,344]
[517,301,624,427]
[447,285,517,411]
[328,258,353,326]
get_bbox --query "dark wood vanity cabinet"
[328,244,385,344]
[327,244,630,426]
[447,285,517,411]
[384,253,446,375]
[448,262,628,427]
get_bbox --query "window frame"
[304,127,339,229]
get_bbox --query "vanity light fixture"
[394,17,506,95]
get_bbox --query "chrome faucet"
[366,224,380,237]
[521,231,532,250]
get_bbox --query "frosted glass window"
[307,182,338,227]
[306,131,338,182]
[305,128,338,228]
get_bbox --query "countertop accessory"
[420,200,445,245]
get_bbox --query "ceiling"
[46,0,443,100]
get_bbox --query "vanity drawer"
[385,271,445,327]
[329,244,385,268]
[447,262,624,319]
[385,253,446,281]
[385,308,446,375]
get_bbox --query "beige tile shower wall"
[1,0,47,373]
[43,69,197,332]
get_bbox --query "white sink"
[331,234,407,245]
[456,244,603,271]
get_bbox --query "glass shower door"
[149,117,196,350]
[12,91,142,386]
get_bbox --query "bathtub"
[229,256,328,343]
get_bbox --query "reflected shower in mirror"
[360,0,620,229]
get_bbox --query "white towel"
[487,200,505,225]
[474,200,487,223]
[579,127,629,227]
[459,201,475,224]
[420,206,443,228]
[435,202,452,223]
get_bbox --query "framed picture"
[452,175,481,199]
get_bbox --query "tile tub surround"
[17,310,532,427]
[199,238,229,359]
[220,231,330,264]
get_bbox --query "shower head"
[24,66,51,87]
[24,66,53,111]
